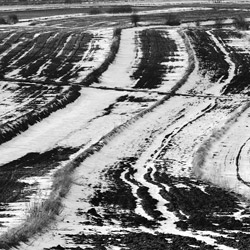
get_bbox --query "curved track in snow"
[236,138,250,187]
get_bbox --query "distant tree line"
[0,0,98,4]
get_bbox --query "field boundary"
[0,85,81,146]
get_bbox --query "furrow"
[120,167,153,221]
[235,138,250,187]
[154,100,217,161]
[206,30,236,94]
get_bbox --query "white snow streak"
[207,30,235,95]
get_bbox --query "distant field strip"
[0,29,113,84]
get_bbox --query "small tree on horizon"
[215,18,223,29]
[234,15,249,30]
[131,13,140,27]
[195,19,201,27]
[0,17,6,25]
[7,14,18,24]
[165,14,181,26]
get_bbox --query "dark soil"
[116,94,158,103]
[47,232,216,250]
[132,29,178,89]
[186,29,229,83]
[215,231,250,249]
[67,153,250,249]
[213,30,250,95]
[0,84,81,146]
[71,151,250,250]
[0,146,78,204]
[0,30,93,84]
[153,163,250,233]
[89,157,157,228]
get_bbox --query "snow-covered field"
[0,28,114,84]
[13,25,250,250]
[1,8,250,250]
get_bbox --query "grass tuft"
[0,164,73,249]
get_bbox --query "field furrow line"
[236,138,250,187]
[120,167,153,221]
[206,30,236,94]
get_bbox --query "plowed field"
[1,4,250,250]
